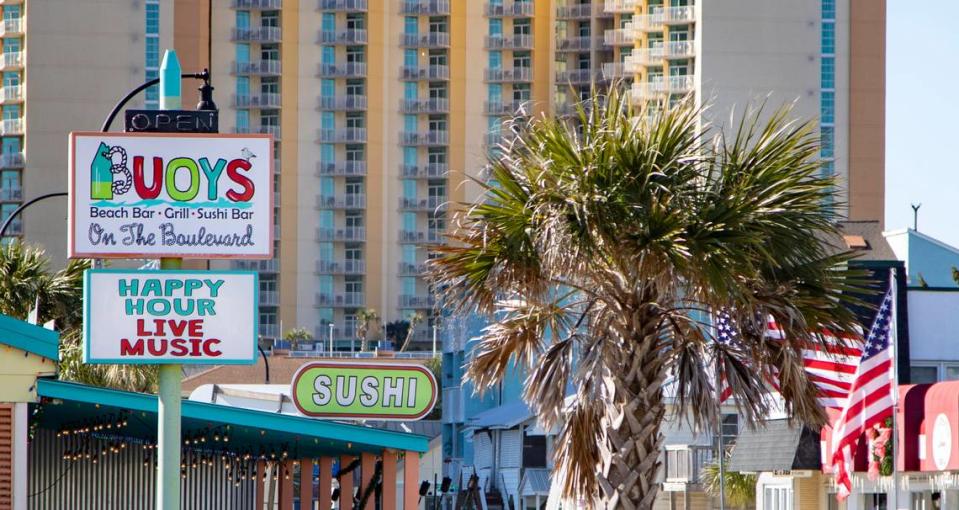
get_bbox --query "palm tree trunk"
[598,338,668,510]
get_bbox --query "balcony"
[315,226,366,242]
[665,40,695,58]
[398,295,437,309]
[664,445,713,484]
[0,152,23,169]
[400,32,450,48]
[234,125,281,139]
[0,18,22,37]
[318,0,366,10]
[231,0,282,8]
[398,196,447,212]
[484,67,532,83]
[556,36,593,52]
[315,194,367,210]
[627,47,665,69]
[233,93,282,109]
[556,69,594,85]
[636,6,696,30]
[556,4,591,18]
[315,260,366,275]
[260,290,280,306]
[630,75,694,101]
[318,95,367,111]
[400,131,449,146]
[484,34,534,50]
[602,62,629,80]
[318,128,367,143]
[0,187,21,202]
[315,292,365,308]
[604,0,637,13]
[1,119,22,136]
[0,85,21,104]
[233,60,282,76]
[400,98,449,114]
[400,0,450,15]
[258,324,279,338]
[485,100,527,116]
[400,163,447,179]
[318,29,368,45]
[604,24,636,46]
[231,26,282,43]
[233,259,279,272]
[317,62,367,78]
[400,65,450,81]
[316,161,367,177]
[398,229,444,244]
[485,1,534,17]
[0,52,22,70]
[398,262,429,276]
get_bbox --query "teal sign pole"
[156,49,183,510]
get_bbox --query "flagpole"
[889,268,901,510]
[714,352,726,510]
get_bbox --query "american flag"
[829,287,896,501]
[716,313,863,408]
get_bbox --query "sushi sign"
[68,132,274,259]
[292,361,438,420]
[83,269,258,364]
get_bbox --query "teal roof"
[0,313,59,361]
[36,379,429,455]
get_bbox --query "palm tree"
[701,453,757,509]
[428,89,869,508]
[284,327,313,351]
[356,308,380,352]
[399,312,424,352]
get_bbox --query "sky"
[885,1,959,245]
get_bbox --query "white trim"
[883,228,959,258]
[13,402,27,510]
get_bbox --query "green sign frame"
[291,360,438,421]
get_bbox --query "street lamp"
[328,322,334,356]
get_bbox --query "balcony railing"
[484,1,534,17]
[400,163,447,179]
[233,60,282,76]
[626,47,664,69]
[259,324,280,338]
[398,196,447,212]
[315,292,365,308]
[259,290,280,306]
[231,26,282,43]
[400,98,449,114]
[234,125,281,139]
[316,161,367,177]
[318,29,368,45]
[315,194,367,210]
[484,34,534,50]
[556,69,594,85]
[400,0,450,15]
[0,152,23,169]
[398,295,437,309]
[318,128,367,143]
[636,6,695,29]
[0,85,21,103]
[233,93,282,108]
[665,40,695,58]
[318,0,367,10]
[0,188,21,201]
[1,119,22,135]
[233,259,279,272]
[400,65,450,81]
[398,262,429,276]
[602,62,629,80]
[317,63,367,78]
[400,131,449,146]
[604,0,637,13]
[318,95,367,111]
[556,4,591,18]
[398,230,444,244]
[630,75,694,101]
[604,24,637,46]
[0,18,23,36]
[485,100,527,116]
[556,36,594,52]
[315,260,366,275]
[231,0,282,8]
[664,445,713,484]
[315,226,367,242]
[400,32,450,48]
[484,67,532,83]
[0,52,22,70]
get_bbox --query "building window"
[820,126,834,158]
[821,91,835,125]
[261,11,280,28]
[762,486,792,510]
[821,23,835,56]
[822,0,836,20]
[863,493,886,510]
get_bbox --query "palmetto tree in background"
[399,311,424,352]
[356,308,381,352]
[428,89,870,508]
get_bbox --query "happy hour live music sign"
[84,270,258,364]
[69,132,274,259]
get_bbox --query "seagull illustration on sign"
[240,147,256,161]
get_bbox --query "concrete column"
[301,458,314,510]
[403,451,420,510]
[318,457,334,510]
[360,452,376,510]
[13,403,27,510]
[280,460,295,510]
[256,460,267,509]
[340,455,355,509]
[382,451,398,510]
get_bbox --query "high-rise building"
[0,0,173,255]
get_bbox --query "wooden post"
[360,453,376,510]
[256,460,267,510]
[280,460,295,510]
[339,456,355,510]
[318,457,333,510]
[382,451,398,510]
[301,458,314,510]
[403,451,420,510]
